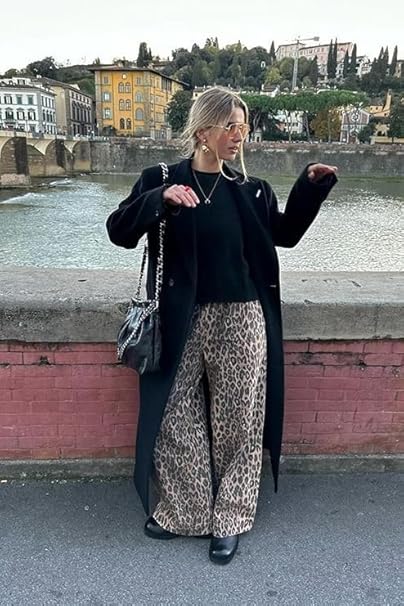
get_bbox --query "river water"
[0,173,403,272]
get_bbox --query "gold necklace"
[192,170,221,205]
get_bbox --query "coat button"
[269,284,277,288]
[155,210,160,217]
[168,278,175,287]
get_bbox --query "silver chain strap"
[117,163,168,360]
[134,162,168,304]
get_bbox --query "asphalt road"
[0,473,402,605]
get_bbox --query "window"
[103,92,111,102]
[5,109,14,120]
[103,76,109,84]
[5,95,12,104]
[119,99,124,110]
[118,83,125,93]
[126,100,131,110]
[126,118,132,129]
[27,95,34,105]
[17,110,25,120]
[135,92,143,102]
[103,108,111,119]
[120,118,125,129]
[135,108,144,121]
[125,83,131,93]
[136,77,142,85]
[28,110,36,120]
[16,95,23,104]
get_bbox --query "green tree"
[137,42,151,67]
[390,45,398,77]
[343,51,349,78]
[311,108,341,141]
[191,59,211,87]
[309,57,319,86]
[27,56,57,78]
[349,44,357,76]
[279,57,294,80]
[327,40,336,80]
[269,41,276,64]
[388,99,404,141]
[358,124,373,143]
[266,67,281,85]
[4,68,20,77]
[333,38,338,78]
[167,90,193,132]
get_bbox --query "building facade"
[0,77,56,134]
[340,107,370,143]
[91,65,185,138]
[39,78,94,137]
[276,41,354,78]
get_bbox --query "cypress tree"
[390,45,398,76]
[343,50,349,78]
[349,44,357,76]
[327,39,334,80]
[333,38,338,77]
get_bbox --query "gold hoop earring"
[201,140,210,154]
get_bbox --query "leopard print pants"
[152,300,267,538]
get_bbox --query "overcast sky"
[1,0,403,73]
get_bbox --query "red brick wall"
[0,340,403,460]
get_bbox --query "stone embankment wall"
[90,140,404,177]
[0,268,402,475]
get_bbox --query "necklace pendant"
[204,198,212,205]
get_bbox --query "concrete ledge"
[0,267,402,341]
[1,455,403,480]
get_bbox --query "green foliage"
[390,46,398,77]
[166,89,193,132]
[327,40,337,80]
[343,51,349,78]
[27,56,57,78]
[349,44,357,76]
[388,97,404,140]
[358,125,373,143]
[310,109,341,141]
[137,42,152,68]
[3,68,20,77]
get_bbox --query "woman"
[106,86,337,565]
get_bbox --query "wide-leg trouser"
[152,300,267,537]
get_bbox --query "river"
[0,173,403,272]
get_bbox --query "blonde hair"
[181,86,249,182]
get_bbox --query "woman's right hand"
[163,184,200,208]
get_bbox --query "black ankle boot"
[209,535,239,564]
[144,517,179,540]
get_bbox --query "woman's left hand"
[307,163,338,182]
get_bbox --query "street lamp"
[292,36,320,91]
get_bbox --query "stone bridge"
[0,137,91,186]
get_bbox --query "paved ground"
[0,473,402,606]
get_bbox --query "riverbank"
[1,137,404,188]
[89,140,404,177]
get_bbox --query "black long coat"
[106,158,337,514]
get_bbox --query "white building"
[0,77,56,134]
[275,110,304,135]
[276,41,354,78]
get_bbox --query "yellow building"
[365,91,392,137]
[90,65,185,138]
